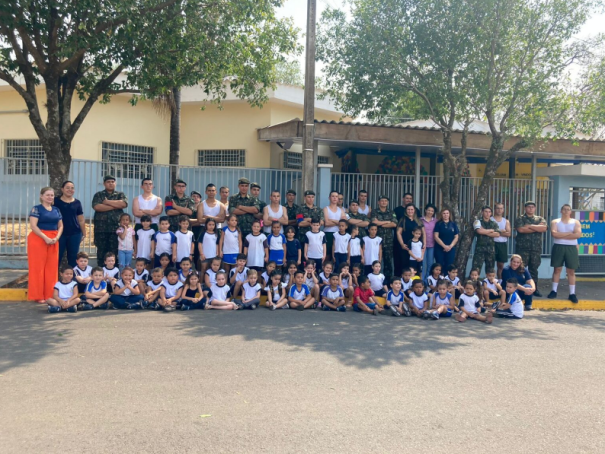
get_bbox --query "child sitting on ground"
[82,267,110,310]
[338,262,354,305]
[483,269,506,308]
[367,260,387,297]
[492,278,524,319]
[180,272,206,310]
[427,279,456,320]
[455,280,493,324]
[144,268,165,310]
[159,268,184,312]
[73,251,92,294]
[304,260,320,303]
[384,277,405,317]
[404,280,429,318]
[444,264,463,299]
[321,273,346,312]
[426,263,443,295]
[400,267,414,293]
[288,270,316,311]
[206,271,238,310]
[103,252,120,293]
[205,257,225,289]
[229,253,250,299]
[134,258,150,291]
[353,275,383,316]
[267,271,289,310]
[47,266,80,313]
[237,269,262,310]
[178,257,193,283]
[110,266,144,310]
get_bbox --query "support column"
[414,146,421,202]
[317,165,333,208]
[508,156,516,179]
[301,0,317,193]
[531,154,537,202]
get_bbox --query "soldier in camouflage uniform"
[515,201,547,297]
[472,206,500,274]
[284,189,299,235]
[92,175,128,267]
[370,196,398,279]
[296,190,324,244]
[164,179,195,232]
[250,182,266,224]
[347,200,370,238]
[229,178,260,238]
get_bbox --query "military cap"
[524,201,536,207]
[174,179,187,186]
[103,175,116,182]
[190,190,202,198]
[378,195,389,201]
[238,178,250,185]
[286,189,297,195]
[304,190,315,196]
[251,182,261,189]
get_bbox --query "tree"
[274,60,304,87]
[0,1,299,188]
[317,0,599,275]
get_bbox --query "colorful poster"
[576,211,605,255]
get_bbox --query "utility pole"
[302,0,316,193]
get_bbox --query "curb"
[1,289,603,310]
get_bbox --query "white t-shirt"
[491,216,508,243]
[222,227,240,255]
[324,207,345,233]
[362,236,382,264]
[175,230,194,262]
[400,278,414,292]
[408,291,429,310]
[153,231,177,256]
[161,280,183,299]
[54,281,77,299]
[507,291,524,318]
[305,231,326,259]
[348,237,361,256]
[199,231,219,259]
[341,275,350,289]
[229,267,250,283]
[427,275,443,289]
[322,286,343,300]
[408,239,423,259]
[114,279,139,296]
[103,266,120,281]
[433,292,452,307]
[86,281,107,294]
[358,204,370,215]
[134,269,149,282]
[205,268,224,286]
[147,280,163,292]
[242,282,261,300]
[484,278,499,292]
[267,233,286,253]
[116,226,135,251]
[178,269,192,283]
[73,265,92,280]
[269,284,285,302]
[201,200,221,226]
[318,271,330,285]
[245,233,268,267]
[387,290,404,306]
[135,228,156,260]
[134,194,161,225]
[444,275,460,287]
[459,294,480,314]
[289,284,310,300]
[209,283,231,302]
[305,272,317,288]
[367,273,385,292]
[334,232,351,254]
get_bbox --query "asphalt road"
[1,302,604,453]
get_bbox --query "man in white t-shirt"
[217,186,230,229]
[132,178,163,230]
[548,204,582,303]
[263,190,288,234]
[197,183,226,229]
[491,202,511,279]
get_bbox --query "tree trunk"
[41,135,72,190]
[169,87,181,187]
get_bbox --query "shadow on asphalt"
[175,309,555,369]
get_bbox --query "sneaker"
[296,304,304,311]
[569,294,578,304]
[524,305,533,311]
[164,305,176,312]
[283,303,289,310]
[317,302,322,309]
[128,303,143,310]
[66,305,77,313]
[402,303,411,317]
[271,304,277,311]
[98,303,109,310]
[389,305,399,317]
[547,291,557,299]
[322,304,331,311]
[533,289,543,297]
[48,306,61,313]
[180,304,191,311]
[422,310,431,319]
[251,304,257,310]
[337,306,346,312]
[431,311,440,320]
[373,307,380,316]
[80,303,94,311]
[147,302,158,310]
[312,303,317,309]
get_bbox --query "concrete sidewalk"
[0,269,26,288]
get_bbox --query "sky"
[277,0,605,73]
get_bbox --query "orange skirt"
[27,230,59,301]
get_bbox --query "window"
[198,149,246,167]
[570,187,605,211]
[4,139,46,175]
[282,151,329,169]
[102,142,154,180]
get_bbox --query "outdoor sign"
[576,211,605,255]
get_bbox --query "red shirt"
[354,286,374,304]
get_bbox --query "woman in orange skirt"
[28,187,64,303]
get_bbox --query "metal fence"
[332,172,553,256]
[0,158,302,255]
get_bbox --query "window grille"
[198,149,246,167]
[102,142,154,180]
[4,139,46,174]
[283,151,329,169]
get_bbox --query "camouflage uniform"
[92,190,128,267]
[370,208,398,279]
[296,204,324,243]
[283,202,299,235]
[229,193,260,238]
[257,199,267,223]
[347,211,370,238]
[515,214,547,285]
[472,218,500,273]
[164,194,195,232]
